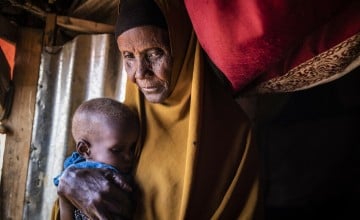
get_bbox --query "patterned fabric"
[256,33,360,93]
[185,0,360,93]
[74,209,89,220]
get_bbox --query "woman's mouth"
[141,86,158,93]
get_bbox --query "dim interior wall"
[0,15,17,43]
[253,67,360,219]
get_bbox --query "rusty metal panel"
[23,34,125,220]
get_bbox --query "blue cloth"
[53,152,119,186]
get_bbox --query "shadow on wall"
[252,67,360,220]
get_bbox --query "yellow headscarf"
[123,0,262,219]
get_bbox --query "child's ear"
[76,140,91,158]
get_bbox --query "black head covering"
[115,0,168,39]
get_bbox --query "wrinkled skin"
[57,166,133,220]
[117,26,172,103]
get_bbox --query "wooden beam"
[56,15,114,34]
[0,27,42,220]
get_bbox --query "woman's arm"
[59,196,75,220]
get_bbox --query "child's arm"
[59,196,75,220]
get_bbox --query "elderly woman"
[53,0,261,219]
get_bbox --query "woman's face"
[117,26,172,103]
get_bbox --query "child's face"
[87,119,138,173]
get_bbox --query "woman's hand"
[57,166,134,219]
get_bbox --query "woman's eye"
[147,49,163,59]
[123,52,134,59]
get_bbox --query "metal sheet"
[23,33,125,220]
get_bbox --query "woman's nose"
[135,57,150,79]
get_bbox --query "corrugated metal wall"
[23,33,126,220]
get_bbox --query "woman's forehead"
[117,26,169,51]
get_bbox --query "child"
[53,97,139,220]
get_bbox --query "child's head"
[71,98,139,172]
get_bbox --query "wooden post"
[43,13,57,47]
[0,28,42,220]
